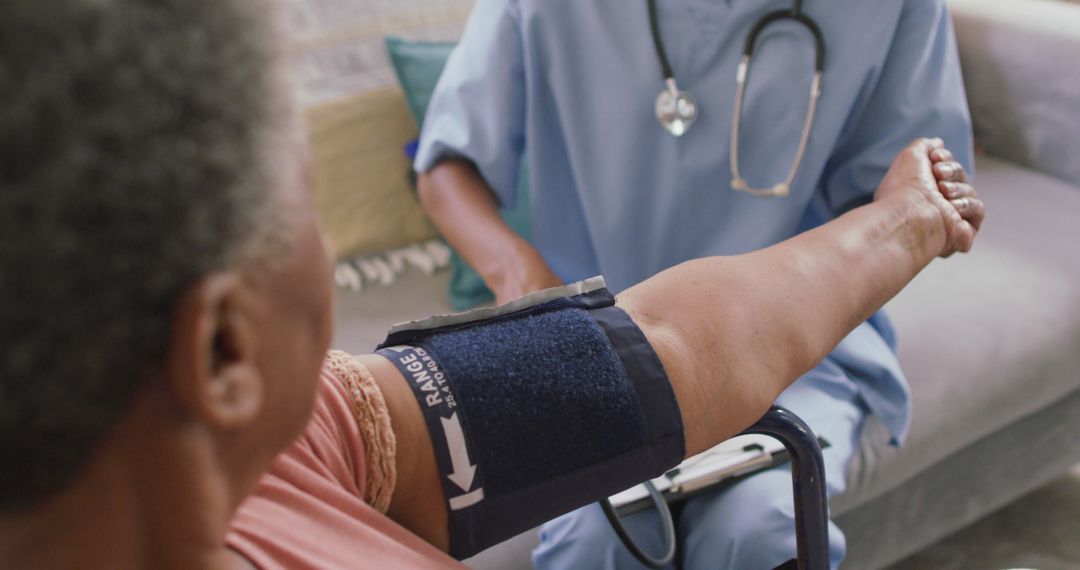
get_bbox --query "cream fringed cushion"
[286,0,475,258]
[305,89,435,258]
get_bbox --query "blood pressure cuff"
[375,277,685,559]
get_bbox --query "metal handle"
[742,405,830,570]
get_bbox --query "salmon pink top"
[227,351,463,569]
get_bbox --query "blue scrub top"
[416,0,973,444]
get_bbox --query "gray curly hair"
[0,0,293,510]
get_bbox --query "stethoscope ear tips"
[656,79,698,137]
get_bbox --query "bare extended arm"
[377,139,984,550]
[620,140,980,454]
[418,159,561,303]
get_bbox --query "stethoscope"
[649,0,827,197]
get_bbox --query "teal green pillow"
[385,37,456,127]
[386,36,532,310]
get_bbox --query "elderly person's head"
[0,0,331,537]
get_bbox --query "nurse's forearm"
[618,194,943,456]
[418,159,557,300]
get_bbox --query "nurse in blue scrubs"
[415,0,972,568]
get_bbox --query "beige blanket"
[286,0,474,257]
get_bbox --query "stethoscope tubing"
[742,8,826,73]
[647,0,827,197]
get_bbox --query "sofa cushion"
[950,0,1080,187]
[834,155,1080,514]
[385,37,457,127]
[306,90,437,258]
[837,385,1080,569]
[287,2,474,257]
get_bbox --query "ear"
[166,272,265,429]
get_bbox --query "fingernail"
[937,163,954,178]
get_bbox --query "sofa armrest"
[949,0,1080,187]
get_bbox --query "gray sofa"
[333,0,1080,567]
[834,1,1080,566]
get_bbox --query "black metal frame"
[745,405,830,570]
[601,405,830,570]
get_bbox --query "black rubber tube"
[599,479,676,569]
[646,0,675,81]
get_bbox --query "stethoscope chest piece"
[655,78,698,137]
[646,0,827,197]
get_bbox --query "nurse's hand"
[874,138,985,258]
[418,158,564,305]
[488,242,564,305]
